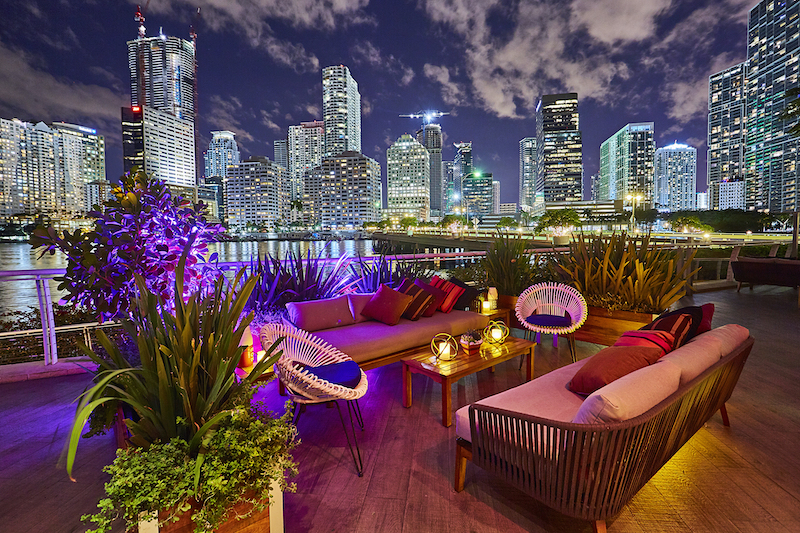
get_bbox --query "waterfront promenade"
[1,284,798,532]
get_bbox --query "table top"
[401,335,535,380]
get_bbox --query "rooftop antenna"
[134,1,150,39]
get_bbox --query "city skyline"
[0,1,752,205]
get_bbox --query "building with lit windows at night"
[536,93,583,202]
[386,134,430,222]
[598,123,655,206]
[708,62,745,211]
[288,120,325,202]
[654,143,697,212]
[225,156,288,231]
[322,65,361,158]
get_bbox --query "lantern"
[483,320,509,344]
[431,333,458,361]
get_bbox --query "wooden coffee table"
[401,336,536,427]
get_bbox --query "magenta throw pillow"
[414,279,446,317]
[360,284,413,326]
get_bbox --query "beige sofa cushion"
[314,310,489,364]
[455,358,589,442]
[286,295,354,332]
[661,324,750,384]
[572,360,681,424]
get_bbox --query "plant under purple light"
[31,168,223,320]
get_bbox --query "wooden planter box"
[139,482,284,533]
[573,306,657,346]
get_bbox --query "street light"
[626,193,644,232]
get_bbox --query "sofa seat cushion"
[286,295,354,332]
[571,360,682,424]
[314,310,489,365]
[455,358,590,442]
[660,324,750,385]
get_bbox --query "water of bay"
[0,240,377,315]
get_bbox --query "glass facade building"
[416,124,443,216]
[536,93,583,202]
[386,134,430,222]
[519,137,536,210]
[322,65,361,158]
[708,63,746,211]
[598,123,655,206]
[655,143,697,211]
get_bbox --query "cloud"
[0,43,127,142]
[362,96,373,117]
[205,95,257,143]
[423,64,467,107]
[259,109,283,133]
[570,0,671,45]
[141,0,371,72]
[351,41,415,86]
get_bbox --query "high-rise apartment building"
[304,151,381,229]
[322,65,361,157]
[453,142,473,202]
[288,121,324,202]
[654,143,697,211]
[442,160,455,213]
[386,134,430,222]
[536,93,583,202]
[85,180,114,211]
[462,171,494,218]
[121,106,195,189]
[0,118,106,219]
[225,156,288,230]
[273,139,288,171]
[492,180,500,214]
[204,131,240,180]
[127,32,196,122]
[416,124,444,215]
[745,1,799,212]
[708,63,746,211]
[719,179,746,210]
[519,137,536,210]
[203,176,225,222]
[598,123,655,205]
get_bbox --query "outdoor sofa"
[454,322,754,533]
[282,291,489,370]
[731,256,800,306]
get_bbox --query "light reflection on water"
[0,240,376,314]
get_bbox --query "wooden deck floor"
[1,285,799,533]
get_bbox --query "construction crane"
[399,110,449,124]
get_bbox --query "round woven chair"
[261,323,368,475]
[514,282,588,362]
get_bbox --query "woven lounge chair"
[261,323,369,475]
[515,282,588,362]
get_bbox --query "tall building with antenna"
[123,6,197,190]
[416,124,443,216]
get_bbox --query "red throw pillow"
[614,330,675,357]
[430,275,466,313]
[360,284,414,326]
[398,283,435,320]
[697,303,715,334]
[640,306,703,347]
[414,279,446,317]
[568,346,663,396]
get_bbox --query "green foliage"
[438,214,466,227]
[666,209,776,233]
[483,232,536,295]
[399,216,419,228]
[84,404,297,533]
[496,216,518,229]
[535,208,582,233]
[446,261,488,287]
[670,215,714,232]
[556,232,698,313]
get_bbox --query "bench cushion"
[455,358,589,442]
[571,360,682,424]
[286,295,354,332]
[315,310,489,364]
[660,324,750,385]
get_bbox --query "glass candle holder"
[483,320,509,344]
[431,333,458,361]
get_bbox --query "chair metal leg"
[352,399,365,431]
[567,333,577,363]
[292,403,305,426]
[335,400,364,476]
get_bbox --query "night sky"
[0,0,753,204]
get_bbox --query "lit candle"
[492,327,502,340]
[255,350,265,363]
[482,300,492,312]
[440,342,452,358]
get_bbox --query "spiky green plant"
[66,252,281,479]
[483,232,537,295]
[556,232,698,313]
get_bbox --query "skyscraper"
[536,93,583,203]
[288,121,324,202]
[462,171,493,218]
[1,118,106,219]
[416,124,443,216]
[442,160,455,213]
[453,142,473,205]
[305,151,381,229]
[322,65,361,157]
[598,123,655,205]
[121,106,195,190]
[654,143,697,211]
[386,134,430,222]
[708,63,746,211]
[127,31,196,121]
[273,139,288,171]
[519,137,536,210]
[745,1,799,213]
[492,180,500,214]
[204,131,240,180]
[225,156,288,231]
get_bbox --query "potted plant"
[66,253,297,533]
[460,329,483,354]
[555,232,698,345]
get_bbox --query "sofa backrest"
[285,295,355,332]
